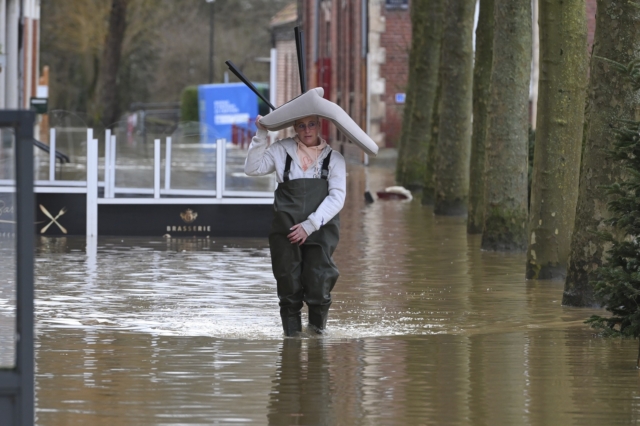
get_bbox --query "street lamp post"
[206,0,215,83]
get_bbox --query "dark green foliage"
[586,117,640,340]
[180,86,200,122]
[595,56,640,90]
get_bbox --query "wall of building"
[367,0,386,148]
[378,3,410,148]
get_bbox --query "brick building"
[269,1,410,156]
[299,0,411,155]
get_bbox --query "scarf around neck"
[294,135,328,172]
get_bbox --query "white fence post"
[164,136,172,190]
[154,138,161,199]
[216,138,223,199]
[109,134,116,198]
[86,129,98,237]
[49,128,56,181]
[104,129,111,197]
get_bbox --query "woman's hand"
[256,115,266,131]
[288,223,308,245]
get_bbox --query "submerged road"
[1,160,637,425]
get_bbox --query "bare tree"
[480,0,531,251]
[467,0,494,233]
[395,0,444,197]
[433,0,475,215]
[95,0,129,126]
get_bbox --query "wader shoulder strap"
[283,154,293,182]
[321,151,332,180]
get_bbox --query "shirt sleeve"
[301,151,347,236]
[244,129,276,176]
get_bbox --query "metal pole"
[294,27,307,93]
[15,111,35,425]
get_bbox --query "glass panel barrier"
[224,118,275,194]
[38,110,90,182]
[165,122,217,192]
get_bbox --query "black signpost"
[29,98,47,114]
[0,111,35,425]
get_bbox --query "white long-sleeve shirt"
[244,129,346,236]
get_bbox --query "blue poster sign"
[198,83,258,142]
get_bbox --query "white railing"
[0,128,275,236]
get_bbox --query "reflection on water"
[15,163,640,424]
[0,237,16,368]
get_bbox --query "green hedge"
[180,86,199,122]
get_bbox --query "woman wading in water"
[245,115,346,336]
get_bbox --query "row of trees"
[396,0,640,306]
[41,0,290,127]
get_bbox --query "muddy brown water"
[2,162,640,425]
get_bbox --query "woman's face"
[294,116,320,147]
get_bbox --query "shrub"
[180,86,199,122]
[586,116,640,365]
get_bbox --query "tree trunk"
[480,0,531,251]
[525,0,588,278]
[422,66,442,206]
[96,0,129,127]
[562,0,640,304]
[467,0,494,233]
[433,0,475,215]
[396,0,444,192]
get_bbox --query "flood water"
[5,160,640,424]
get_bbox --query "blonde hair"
[293,115,320,127]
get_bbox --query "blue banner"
[198,83,258,142]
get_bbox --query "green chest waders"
[269,151,340,336]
